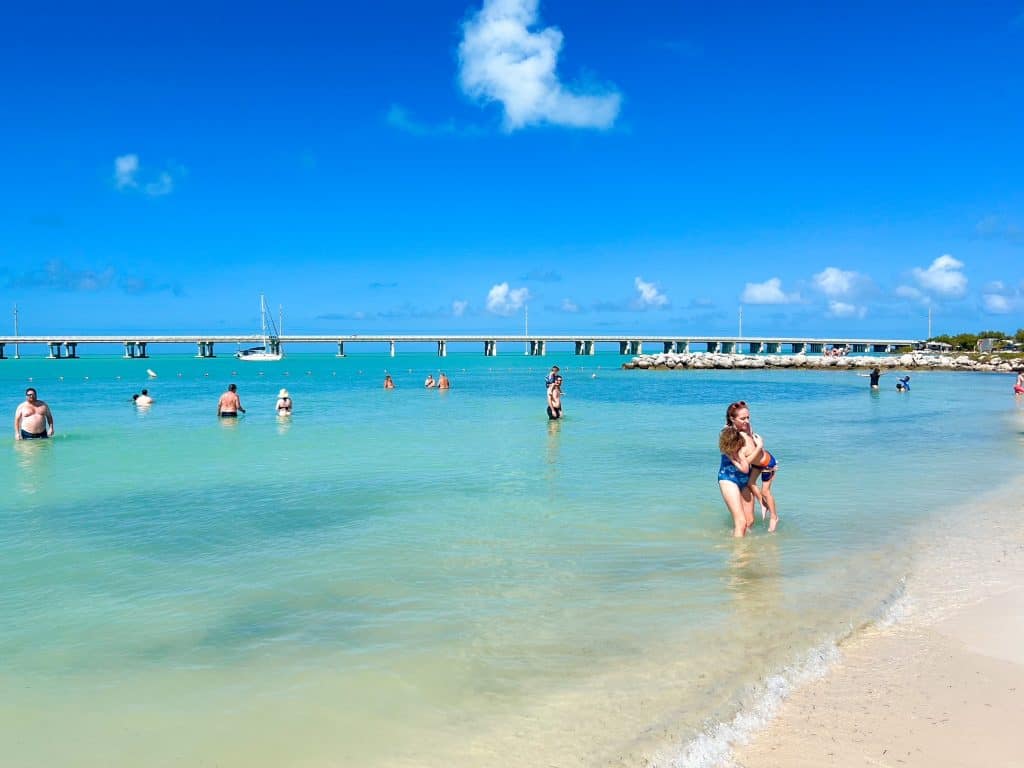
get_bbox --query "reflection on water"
[276,414,292,435]
[12,438,54,496]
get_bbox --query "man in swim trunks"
[217,383,246,417]
[14,387,54,440]
[438,372,450,390]
[546,375,563,419]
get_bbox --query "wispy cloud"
[386,104,466,136]
[521,268,562,282]
[458,0,621,131]
[113,154,180,197]
[486,282,530,315]
[560,298,579,312]
[120,275,185,296]
[911,254,967,297]
[9,259,115,292]
[634,276,669,308]
[975,215,1023,245]
[144,172,174,197]
[369,281,399,289]
[741,277,800,305]
[452,299,469,317]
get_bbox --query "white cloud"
[813,267,863,298]
[114,154,178,197]
[741,278,800,305]
[982,293,1011,313]
[981,282,1020,314]
[912,254,967,297]
[114,154,139,188]
[458,0,621,131]
[827,300,866,319]
[634,276,669,308]
[486,282,530,315]
[452,299,469,317]
[561,298,579,312]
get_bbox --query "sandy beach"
[732,493,1024,768]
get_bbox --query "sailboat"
[235,294,283,361]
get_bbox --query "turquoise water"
[1,353,1020,767]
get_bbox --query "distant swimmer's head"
[719,425,746,457]
[278,388,290,398]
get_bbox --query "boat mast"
[260,294,268,345]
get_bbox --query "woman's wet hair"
[719,425,746,456]
[725,400,747,426]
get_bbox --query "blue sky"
[1,1,1021,338]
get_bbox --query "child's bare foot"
[768,514,779,533]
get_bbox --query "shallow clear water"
[1,353,1020,766]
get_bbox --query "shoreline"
[718,479,1024,768]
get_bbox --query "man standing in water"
[217,383,246,417]
[14,387,54,439]
[547,375,563,420]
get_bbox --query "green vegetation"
[928,328,1024,352]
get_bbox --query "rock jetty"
[621,351,1024,372]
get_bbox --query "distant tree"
[976,329,1007,339]
[1016,328,1024,345]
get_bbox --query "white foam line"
[662,579,911,768]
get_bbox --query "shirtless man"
[546,376,563,420]
[217,383,246,417]
[135,388,154,406]
[437,372,450,390]
[15,387,54,440]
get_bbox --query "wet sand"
[732,517,1024,768]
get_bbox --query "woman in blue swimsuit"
[718,418,755,538]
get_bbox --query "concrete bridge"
[0,334,919,359]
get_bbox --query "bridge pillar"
[852,343,866,353]
[138,341,148,357]
[0,343,5,359]
[484,339,497,356]
[808,343,823,354]
[196,341,215,358]
[619,341,629,355]
[336,341,345,357]
[48,342,63,359]
[664,341,675,353]
[678,340,689,353]
[389,340,396,358]
[575,340,584,355]
[707,341,719,353]
[766,342,780,353]
[528,339,546,356]
[748,341,763,354]
[790,342,806,354]
[585,339,595,355]
[269,339,280,355]
[721,341,735,354]
[631,340,643,355]
[437,340,447,357]
[124,341,136,358]
[64,342,78,358]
